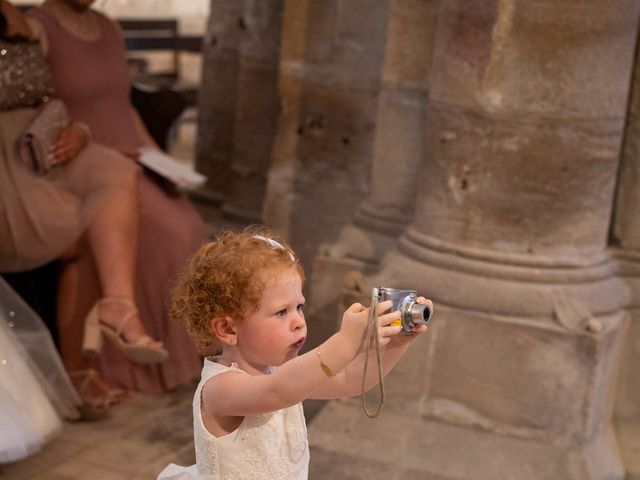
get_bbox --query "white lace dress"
[157,358,310,480]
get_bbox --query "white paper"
[137,147,207,190]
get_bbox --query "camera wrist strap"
[361,289,385,418]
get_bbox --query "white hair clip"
[253,235,296,261]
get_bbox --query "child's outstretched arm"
[309,297,431,399]
[202,301,395,417]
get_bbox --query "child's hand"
[338,302,373,353]
[388,296,432,347]
[338,300,403,354]
[374,299,405,347]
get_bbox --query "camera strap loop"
[361,288,385,418]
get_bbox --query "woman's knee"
[86,143,140,179]
[58,235,90,263]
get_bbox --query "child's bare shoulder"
[201,365,245,398]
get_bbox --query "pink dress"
[29,7,207,394]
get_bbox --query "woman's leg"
[87,169,138,303]
[57,240,98,373]
[58,243,131,410]
[61,144,162,347]
[85,166,152,342]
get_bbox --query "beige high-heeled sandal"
[68,369,133,421]
[82,298,169,365]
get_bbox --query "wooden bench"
[118,18,203,106]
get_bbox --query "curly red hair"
[170,226,304,354]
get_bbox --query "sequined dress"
[0,37,136,272]
[157,358,310,480]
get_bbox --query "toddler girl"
[158,228,430,479]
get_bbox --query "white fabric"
[0,278,81,419]
[158,358,309,480]
[0,278,66,464]
[156,463,200,479]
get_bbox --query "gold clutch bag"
[18,99,70,174]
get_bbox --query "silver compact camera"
[374,287,432,333]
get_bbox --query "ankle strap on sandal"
[97,297,136,309]
[97,298,139,335]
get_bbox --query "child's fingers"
[377,309,400,327]
[412,324,428,334]
[378,325,402,345]
[376,300,393,314]
[379,325,402,338]
[347,302,366,314]
[400,324,428,338]
[417,296,433,310]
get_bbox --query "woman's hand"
[51,122,90,164]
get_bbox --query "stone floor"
[0,385,197,480]
[0,386,328,480]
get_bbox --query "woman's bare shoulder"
[25,17,49,56]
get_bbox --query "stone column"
[221,1,284,223]
[263,0,389,277]
[611,32,640,480]
[195,1,284,221]
[194,0,245,206]
[308,1,638,478]
[308,0,439,350]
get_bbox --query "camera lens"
[409,303,432,326]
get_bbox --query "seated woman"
[0,0,167,414]
[28,0,207,395]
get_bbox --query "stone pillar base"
[309,400,624,480]
[616,421,640,480]
[307,231,630,479]
[613,250,640,480]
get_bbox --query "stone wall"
[196,1,640,478]
[612,21,640,479]
[263,0,390,278]
[307,0,439,355]
[195,0,283,222]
